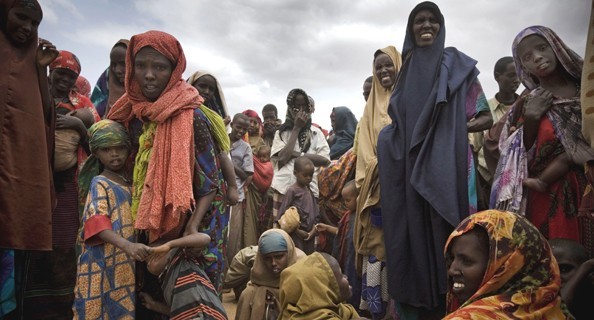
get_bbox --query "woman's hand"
[293,110,308,130]
[223,115,231,126]
[524,88,553,120]
[36,38,59,67]
[56,113,84,130]
[124,242,152,261]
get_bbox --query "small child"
[279,252,359,319]
[316,180,362,308]
[277,156,319,254]
[73,120,151,319]
[256,144,271,163]
[227,113,254,262]
[550,238,594,320]
[54,107,95,171]
[523,151,593,192]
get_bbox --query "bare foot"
[523,178,548,192]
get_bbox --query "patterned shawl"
[107,30,202,242]
[444,210,572,319]
[491,26,594,213]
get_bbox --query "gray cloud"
[40,0,590,128]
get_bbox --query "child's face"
[552,246,583,286]
[257,148,271,163]
[294,164,314,187]
[262,251,289,276]
[517,35,557,80]
[330,261,352,301]
[95,145,130,172]
[289,94,310,119]
[341,186,357,212]
[446,230,489,304]
[5,7,40,45]
[230,118,249,141]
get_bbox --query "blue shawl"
[377,1,480,309]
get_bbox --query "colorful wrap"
[444,210,572,319]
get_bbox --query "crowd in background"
[2,0,594,319]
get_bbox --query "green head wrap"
[78,120,131,213]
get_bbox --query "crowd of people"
[1,0,594,319]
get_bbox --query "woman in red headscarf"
[107,30,228,319]
[242,109,274,249]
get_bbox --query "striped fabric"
[161,249,227,320]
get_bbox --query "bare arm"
[467,111,493,132]
[184,190,216,236]
[218,152,239,205]
[36,39,58,120]
[98,229,152,261]
[234,163,248,181]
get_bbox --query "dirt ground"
[222,291,238,318]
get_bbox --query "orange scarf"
[107,30,203,241]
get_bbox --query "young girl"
[73,120,152,319]
[444,210,571,319]
[491,26,594,253]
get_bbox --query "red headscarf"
[49,50,81,75]
[74,75,91,97]
[107,30,203,241]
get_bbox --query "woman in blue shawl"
[329,106,357,160]
[377,2,491,318]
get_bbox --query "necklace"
[103,169,131,184]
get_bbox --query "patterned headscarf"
[78,120,131,210]
[443,210,572,319]
[512,25,582,91]
[74,75,91,97]
[49,50,81,75]
[279,88,312,152]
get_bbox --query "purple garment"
[277,184,319,231]
[377,1,483,310]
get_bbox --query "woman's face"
[247,117,260,135]
[289,94,310,118]
[517,35,558,80]
[412,9,440,47]
[330,110,337,131]
[374,53,397,89]
[110,45,127,85]
[447,230,489,304]
[192,75,217,104]
[262,251,289,276]
[50,68,78,98]
[133,46,173,102]
[5,6,40,45]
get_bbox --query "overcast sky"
[39,0,590,129]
